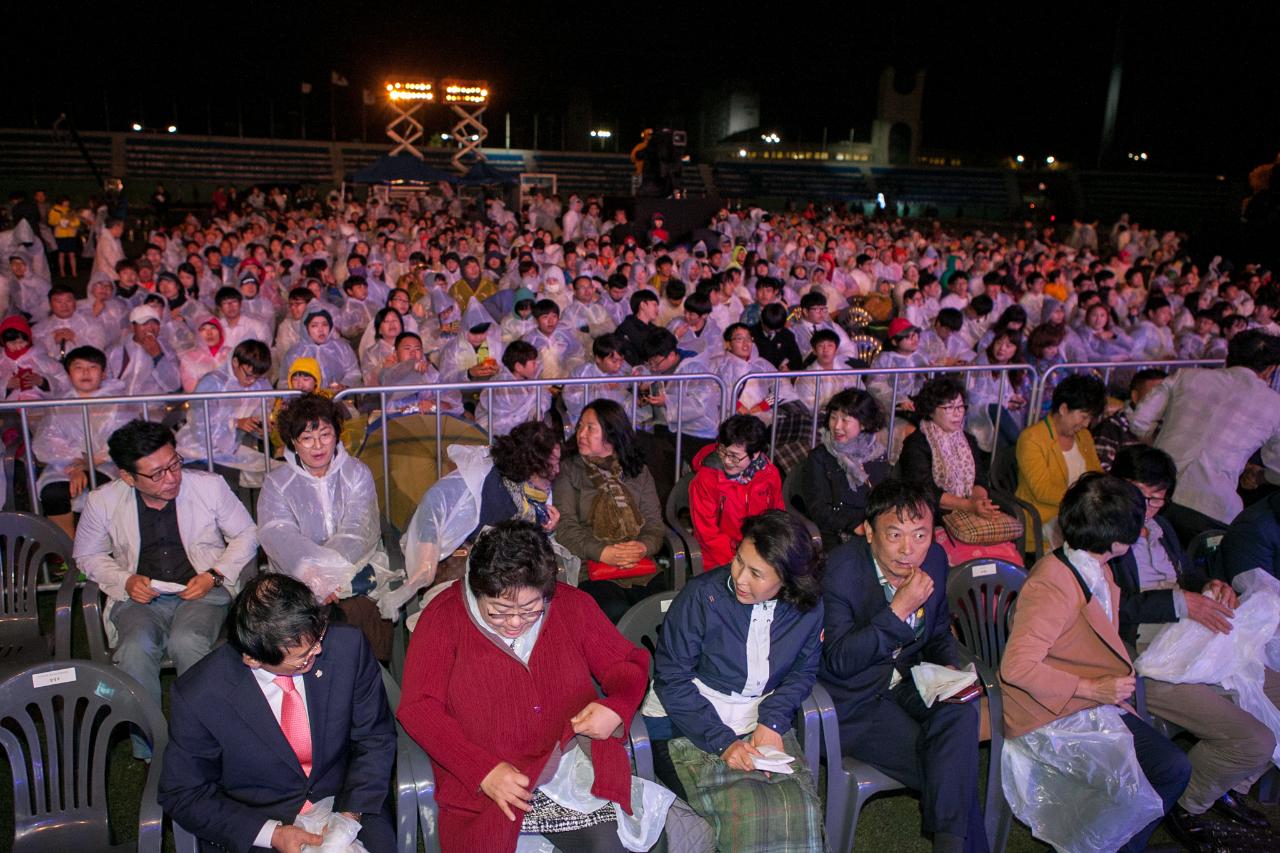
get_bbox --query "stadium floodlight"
[167,125,178,133]
[738,149,748,157]
[1015,154,1025,163]
[1140,152,1148,160]
[1045,155,1056,165]
[386,81,435,102]
[131,123,143,132]
[761,133,781,144]
[590,129,613,139]
[442,80,490,106]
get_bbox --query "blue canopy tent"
[457,160,520,186]
[350,153,458,185]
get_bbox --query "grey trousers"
[1143,667,1280,813]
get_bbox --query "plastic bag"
[540,744,675,852]
[294,796,369,852]
[1135,569,1280,763]
[1001,705,1164,853]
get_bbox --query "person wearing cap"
[7,252,52,322]
[108,305,182,397]
[438,298,506,384]
[281,308,361,391]
[0,314,63,401]
[867,317,929,412]
[236,272,276,326]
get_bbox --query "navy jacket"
[654,565,823,755]
[1108,514,1207,648]
[818,538,956,715]
[1219,492,1280,583]
[158,623,395,853]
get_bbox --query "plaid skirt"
[668,732,826,853]
[520,789,615,835]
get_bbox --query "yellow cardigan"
[1014,417,1102,524]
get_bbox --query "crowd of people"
[4,182,1280,852]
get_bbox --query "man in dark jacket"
[818,479,987,853]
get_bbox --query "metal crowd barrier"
[0,388,302,515]
[731,363,1040,468]
[333,372,729,520]
[1026,358,1226,415]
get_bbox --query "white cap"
[129,305,162,325]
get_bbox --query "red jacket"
[688,443,785,568]
[397,582,649,853]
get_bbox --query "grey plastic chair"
[0,511,79,667]
[988,447,1045,559]
[781,463,825,552]
[1186,528,1226,581]
[947,558,1028,853]
[664,470,706,582]
[615,589,679,674]
[0,658,167,852]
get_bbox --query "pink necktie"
[273,675,313,777]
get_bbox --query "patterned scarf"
[581,455,644,543]
[820,428,884,491]
[503,477,551,527]
[919,419,976,499]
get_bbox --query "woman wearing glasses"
[258,393,400,661]
[689,414,785,569]
[398,520,688,853]
[897,376,1001,520]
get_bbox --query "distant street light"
[761,132,781,144]
[167,125,178,133]
[1015,154,1025,163]
[131,123,143,132]
[1045,155,1056,165]
[589,129,612,139]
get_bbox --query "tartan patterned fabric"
[668,732,826,852]
[942,508,1024,545]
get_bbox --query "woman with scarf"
[553,400,668,623]
[177,317,230,392]
[794,388,890,549]
[689,414,785,569]
[897,376,1002,522]
[358,306,403,386]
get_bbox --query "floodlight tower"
[384,81,434,158]
[442,80,490,172]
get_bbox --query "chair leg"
[1256,766,1280,805]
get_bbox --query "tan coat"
[999,552,1136,739]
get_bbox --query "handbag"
[584,556,657,582]
[942,508,1024,546]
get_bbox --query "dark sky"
[6,2,1275,174]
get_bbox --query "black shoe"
[1166,806,1233,853]
[1212,791,1270,829]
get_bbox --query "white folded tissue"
[295,797,369,853]
[751,745,797,774]
[149,580,188,595]
[911,662,978,707]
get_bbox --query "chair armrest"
[629,714,655,782]
[395,726,420,853]
[670,521,704,581]
[81,581,112,664]
[662,525,689,592]
[795,689,822,790]
[990,488,1044,558]
[53,561,79,659]
[403,735,441,853]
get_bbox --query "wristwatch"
[207,569,225,588]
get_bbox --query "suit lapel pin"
[315,670,323,678]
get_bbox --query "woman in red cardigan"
[398,519,664,852]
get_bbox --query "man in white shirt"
[92,218,126,281]
[1130,330,1280,540]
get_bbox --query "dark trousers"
[1118,712,1192,853]
[1162,501,1228,549]
[578,574,667,624]
[840,679,988,853]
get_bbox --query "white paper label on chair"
[972,563,997,577]
[33,668,76,688]
[660,599,672,612]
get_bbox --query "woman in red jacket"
[689,414,785,567]
[398,520,670,852]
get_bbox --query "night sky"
[5,2,1274,175]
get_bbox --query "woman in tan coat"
[999,473,1191,852]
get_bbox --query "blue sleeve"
[756,604,822,736]
[334,630,397,815]
[1219,511,1280,583]
[653,584,741,756]
[821,553,914,680]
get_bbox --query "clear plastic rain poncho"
[473,365,552,437]
[1136,568,1280,765]
[31,379,132,511]
[437,299,504,383]
[174,360,272,467]
[257,443,398,611]
[281,309,362,388]
[393,444,492,624]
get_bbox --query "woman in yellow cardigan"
[1015,375,1106,546]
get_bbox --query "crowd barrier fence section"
[1026,358,1225,415]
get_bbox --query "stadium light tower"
[384,81,434,159]
[442,79,490,172]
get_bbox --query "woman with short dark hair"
[554,399,668,622]
[898,376,1002,521]
[1000,473,1191,852]
[258,393,398,660]
[647,509,825,851]
[398,520,675,853]
[689,414,785,567]
[795,388,890,548]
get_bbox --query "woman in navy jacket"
[648,509,826,852]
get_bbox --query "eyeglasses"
[937,403,968,413]
[295,429,337,449]
[485,606,546,625]
[283,626,328,670]
[717,446,751,466]
[136,455,184,483]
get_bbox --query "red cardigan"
[397,581,650,852]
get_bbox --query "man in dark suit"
[818,479,986,853]
[159,573,395,853]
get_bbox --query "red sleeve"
[396,591,504,794]
[766,466,785,511]
[690,471,734,567]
